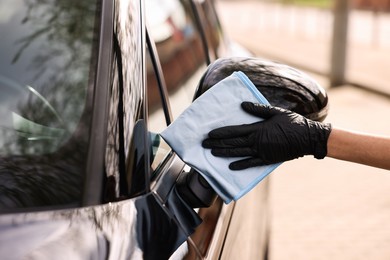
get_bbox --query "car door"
[0,0,201,259]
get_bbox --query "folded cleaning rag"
[160,71,281,204]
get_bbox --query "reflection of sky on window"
[0,1,33,127]
[0,75,28,129]
[0,1,69,93]
[0,0,23,23]
[0,2,43,89]
[0,0,97,154]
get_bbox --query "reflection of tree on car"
[0,0,98,209]
[9,0,96,136]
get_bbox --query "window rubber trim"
[145,27,173,126]
[82,0,114,206]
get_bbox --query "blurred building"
[352,0,390,11]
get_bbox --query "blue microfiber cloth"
[160,71,281,204]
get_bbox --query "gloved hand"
[202,102,332,170]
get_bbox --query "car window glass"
[145,0,208,119]
[0,0,99,210]
[146,52,172,176]
[198,0,227,58]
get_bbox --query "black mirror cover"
[195,57,329,122]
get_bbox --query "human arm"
[202,102,390,170]
[327,128,390,170]
[202,102,331,169]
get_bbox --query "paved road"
[216,1,390,259]
[269,85,390,260]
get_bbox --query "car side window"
[145,0,212,183]
[198,0,226,58]
[145,0,208,119]
[0,0,99,211]
[146,44,172,177]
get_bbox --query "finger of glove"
[208,123,258,139]
[211,147,254,157]
[229,157,265,170]
[241,102,282,119]
[202,136,251,149]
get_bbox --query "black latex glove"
[202,102,332,170]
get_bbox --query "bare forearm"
[327,128,390,170]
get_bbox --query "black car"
[0,0,328,259]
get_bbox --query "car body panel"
[0,188,200,260]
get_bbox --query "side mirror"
[194,57,329,122]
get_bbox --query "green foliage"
[281,0,332,8]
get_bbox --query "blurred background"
[215,0,390,259]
